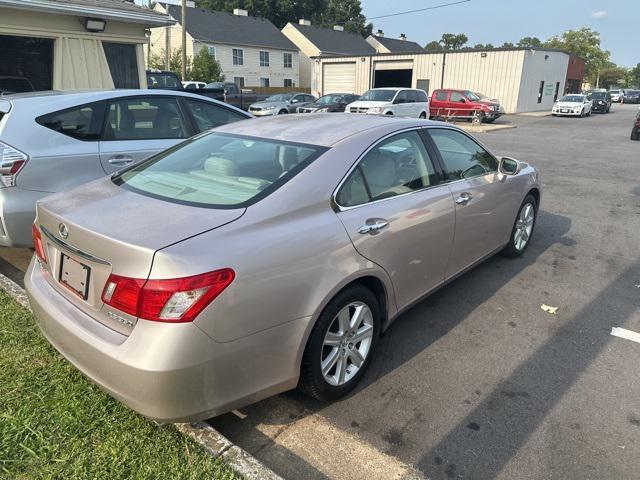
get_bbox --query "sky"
[361,0,637,67]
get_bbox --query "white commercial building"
[313,48,578,113]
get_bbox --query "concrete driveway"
[2,104,639,479]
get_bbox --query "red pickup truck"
[430,89,504,123]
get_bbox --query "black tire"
[484,118,496,124]
[580,109,585,117]
[631,127,639,141]
[299,285,380,401]
[501,194,538,258]
[278,109,288,115]
[385,111,394,116]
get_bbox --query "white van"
[345,88,429,118]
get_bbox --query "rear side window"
[416,90,428,102]
[336,131,438,207]
[36,102,106,141]
[105,97,187,141]
[434,91,448,101]
[183,99,248,132]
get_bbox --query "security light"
[84,18,106,32]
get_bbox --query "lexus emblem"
[58,223,69,239]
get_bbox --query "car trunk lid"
[35,177,245,335]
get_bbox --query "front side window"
[428,129,497,181]
[102,43,140,89]
[359,89,396,102]
[105,97,187,141]
[116,133,323,208]
[450,92,465,103]
[232,48,244,65]
[260,51,270,67]
[37,102,105,141]
[284,52,292,68]
[184,99,248,132]
[336,131,438,207]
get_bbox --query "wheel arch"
[527,187,541,209]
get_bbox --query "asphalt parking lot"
[2,104,639,480]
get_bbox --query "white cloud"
[590,10,608,19]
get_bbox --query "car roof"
[213,113,440,147]
[2,89,248,115]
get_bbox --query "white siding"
[517,50,569,112]
[192,43,298,87]
[442,50,524,114]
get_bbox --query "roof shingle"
[165,4,297,51]
[372,35,424,53]
[290,23,375,56]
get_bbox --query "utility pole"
[181,0,187,80]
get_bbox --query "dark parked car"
[0,76,35,95]
[297,93,360,113]
[624,90,640,104]
[146,70,183,90]
[631,109,640,140]
[587,91,611,113]
[205,82,270,111]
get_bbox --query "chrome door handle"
[455,193,472,205]
[358,220,389,234]
[108,155,134,166]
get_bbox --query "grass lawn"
[0,290,241,480]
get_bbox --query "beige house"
[0,0,173,91]
[150,3,299,88]
[281,20,375,88]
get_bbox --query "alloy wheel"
[513,202,535,251]
[321,302,374,386]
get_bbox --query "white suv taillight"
[0,141,28,188]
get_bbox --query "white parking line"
[611,327,640,344]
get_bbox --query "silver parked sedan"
[0,90,250,247]
[248,92,316,116]
[26,114,541,423]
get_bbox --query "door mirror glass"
[499,156,519,175]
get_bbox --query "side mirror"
[459,97,466,103]
[499,156,520,175]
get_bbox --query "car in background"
[552,94,592,117]
[182,81,207,90]
[26,114,541,423]
[0,76,35,95]
[146,70,183,90]
[345,88,429,118]
[624,90,640,104]
[297,93,360,113]
[609,89,623,102]
[0,90,250,247]
[587,91,612,113]
[429,89,504,123]
[206,82,271,111]
[631,109,640,141]
[248,92,316,116]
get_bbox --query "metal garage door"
[322,63,356,95]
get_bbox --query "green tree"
[425,40,443,52]
[473,43,494,49]
[148,48,191,80]
[318,0,371,36]
[630,63,640,88]
[500,42,515,48]
[439,33,468,50]
[517,36,542,48]
[544,28,610,84]
[597,67,628,89]
[191,47,225,82]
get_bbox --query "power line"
[366,0,471,20]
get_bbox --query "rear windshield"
[146,72,181,89]
[114,133,325,208]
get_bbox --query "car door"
[393,90,410,116]
[425,128,517,279]
[450,91,470,118]
[335,129,455,308]
[98,95,191,174]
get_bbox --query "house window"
[102,42,140,89]
[260,77,270,87]
[284,79,293,87]
[260,51,270,67]
[207,45,216,59]
[234,77,245,88]
[232,48,244,65]
[284,52,292,68]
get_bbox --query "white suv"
[345,88,429,118]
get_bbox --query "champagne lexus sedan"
[26,114,541,423]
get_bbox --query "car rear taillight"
[31,224,46,263]
[102,269,235,323]
[0,141,28,188]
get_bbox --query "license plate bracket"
[59,253,91,300]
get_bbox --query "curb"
[0,270,283,480]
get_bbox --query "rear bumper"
[0,187,48,247]
[25,258,307,422]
